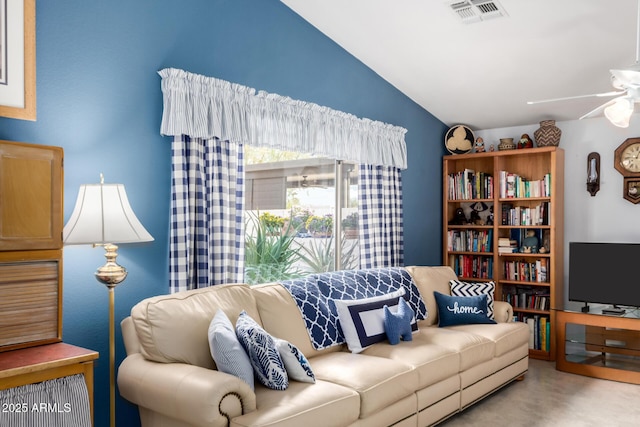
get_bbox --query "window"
[244,146,358,284]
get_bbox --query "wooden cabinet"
[0,140,63,251]
[443,147,564,360]
[0,140,64,352]
[0,343,99,424]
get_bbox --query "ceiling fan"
[527,0,640,128]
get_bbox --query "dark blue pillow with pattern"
[434,291,497,327]
[236,311,289,390]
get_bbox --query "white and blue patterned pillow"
[434,291,497,327]
[334,288,417,353]
[273,338,315,383]
[208,310,255,390]
[449,280,496,319]
[235,311,289,390]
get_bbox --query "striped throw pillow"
[208,310,255,390]
[449,280,496,319]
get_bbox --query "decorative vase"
[498,138,515,151]
[534,120,561,147]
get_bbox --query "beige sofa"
[118,266,529,427]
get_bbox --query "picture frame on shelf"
[0,0,36,121]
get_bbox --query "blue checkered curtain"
[358,164,404,268]
[170,135,245,292]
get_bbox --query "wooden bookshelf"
[443,147,564,360]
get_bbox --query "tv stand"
[556,309,640,384]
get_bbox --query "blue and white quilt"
[280,267,427,350]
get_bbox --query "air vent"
[448,0,507,24]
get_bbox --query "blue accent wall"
[0,1,446,425]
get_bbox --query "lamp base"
[95,243,128,287]
[94,243,126,427]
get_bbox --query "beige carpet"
[440,359,640,427]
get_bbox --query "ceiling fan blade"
[527,91,625,105]
[578,98,621,120]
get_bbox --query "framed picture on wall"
[0,0,36,121]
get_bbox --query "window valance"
[158,68,407,169]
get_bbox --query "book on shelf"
[502,285,550,309]
[452,254,493,279]
[498,237,518,253]
[501,202,550,226]
[447,169,493,200]
[499,171,552,198]
[519,314,550,352]
[526,318,535,349]
[447,229,493,252]
[502,260,550,283]
[501,203,513,225]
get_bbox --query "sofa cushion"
[334,289,414,353]
[231,380,360,427]
[130,283,260,368]
[208,309,255,390]
[310,352,418,418]
[448,321,530,357]
[434,292,496,327]
[273,337,315,383]
[362,336,460,389]
[449,280,496,319]
[416,327,495,371]
[405,266,458,326]
[236,311,288,390]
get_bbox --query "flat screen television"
[569,242,640,310]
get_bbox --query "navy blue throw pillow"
[434,291,497,327]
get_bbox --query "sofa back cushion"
[251,283,343,359]
[405,266,458,326]
[131,283,260,369]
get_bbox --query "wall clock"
[614,137,640,204]
[444,125,474,155]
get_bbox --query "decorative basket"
[534,120,561,147]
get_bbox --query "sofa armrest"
[494,301,514,323]
[118,353,256,427]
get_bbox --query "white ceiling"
[281,0,639,130]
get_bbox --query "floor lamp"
[63,174,154,427]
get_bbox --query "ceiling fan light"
[604,98,634,127]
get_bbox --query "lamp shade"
[63,182,154,245]
[604,98,634,128]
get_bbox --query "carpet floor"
[439,358,640,426]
